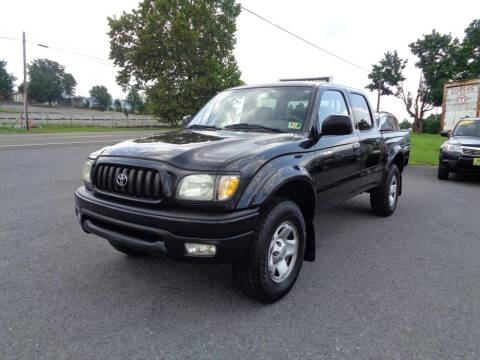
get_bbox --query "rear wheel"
[109,241,146,257]
[437,163,449,180]
[370,164,400,217]
[232,198,306,303]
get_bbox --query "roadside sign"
[441,79,480,131]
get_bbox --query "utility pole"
[376,76,382,112]
[23,31,29,130]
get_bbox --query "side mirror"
[182,115,192,127]
[440,130,449,137]
[321,114,353,136]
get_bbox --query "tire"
[437,163,449,180]
[370,164,400,217]
[109,241,146,257]
[232,198,306,303]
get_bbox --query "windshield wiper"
[224,123,287,133]
[186,124,222,131]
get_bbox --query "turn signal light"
[218,175,239,201]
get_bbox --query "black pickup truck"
[75,82,410,302]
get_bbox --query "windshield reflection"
[187,87,314,132]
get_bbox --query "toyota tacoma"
[75,81,410,302]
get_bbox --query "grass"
[0,108,20,114]
[409,133,445,166]
[0,122,175,134]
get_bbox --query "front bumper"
[441,153,480,173]
[74,186,259,263]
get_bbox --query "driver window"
[318,90,349,125]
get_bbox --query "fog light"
[185,243,216,256]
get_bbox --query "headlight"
[444,144,462,153]
[81,160,93,184]
[176,174,240,201]
[177,174,215,201]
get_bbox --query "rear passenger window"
[318,90,349,124]
[351,94,373,131]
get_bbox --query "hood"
[99,129,311,173]
[449,136,480,147]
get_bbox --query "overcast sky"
[1,0,479,120]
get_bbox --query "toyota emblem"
[116,173,128,187]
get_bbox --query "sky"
[1,0,479,121]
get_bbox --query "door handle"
[352,143,360,151]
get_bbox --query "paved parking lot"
[1,133,479,359]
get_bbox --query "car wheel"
[109,241,147,257]
[232,198,306,303]
[437,163,449,180]
[370,164,400,217]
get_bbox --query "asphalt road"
[1,132,480,359]
[0,131,163,151]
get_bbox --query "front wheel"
[370,164,400,217]
[437,163,449,180]
[232,198,306,303]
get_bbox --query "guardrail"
[0,112,169,128]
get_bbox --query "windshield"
[452,119,480,137]
[187,87,314,132]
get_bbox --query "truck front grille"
[462,147,480,157]
[92,164,162,202]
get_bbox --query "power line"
[0,35,114,67]
[0,35,19,41]
[240,6,369,72]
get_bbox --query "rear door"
[314,88,364,209]
[348,92,384,187]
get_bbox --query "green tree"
[399,119,411,130]
[89,85,112,110]
[366,51,407,111]
[462,19,480,80]
[0,60,16,100]
[408,20,480,107]
[18,82,26,94]
[108,0,243,125]
[114,99,123,112]
[396,74,437,133]
[62,73,77,97]
[126,88,144,114]
[409,30,460,107]
[28,59,76,105]
[422,113,441,134]
[367,50,435,132]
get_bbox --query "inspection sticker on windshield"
[473,158,480,166]
[288,122,302,129]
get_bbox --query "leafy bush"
[400,119,412,129]
[422,114,441,134]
